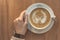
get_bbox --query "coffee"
[29,8,51,28]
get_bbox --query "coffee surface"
[29,8,50,28]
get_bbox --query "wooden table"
[14,0,60,40]
[0,0,60,40]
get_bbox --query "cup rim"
[26,3,55,29]
[28,12,51,29]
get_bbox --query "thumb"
[18,10,26,20]
[24,15,28,25]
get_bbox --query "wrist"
[14,33,25,39]
[11,36,25,40]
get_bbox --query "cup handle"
[52,15,56,21]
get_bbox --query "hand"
[13,10,27,35]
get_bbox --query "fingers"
[14,10,26,22]
[14,18,19,22]
[14,10,28,25]
[24,15,28,25]
[18,10,26,21]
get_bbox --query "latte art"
[29,8,51,28]
[32,10,47,24]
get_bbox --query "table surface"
[14,0,60,40]
[0,0,60,40]
[12,0,60,40]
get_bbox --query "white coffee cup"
[26,3,56,30]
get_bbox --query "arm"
[12,10,27,40]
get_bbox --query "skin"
[13,10,28,35]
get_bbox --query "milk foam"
[32,10,47,24]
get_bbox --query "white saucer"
[28,19,54,34]
[26,3,56,34]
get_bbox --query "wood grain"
[11,0,60,40]
[0,0,60,40]
[0,0,3,40]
